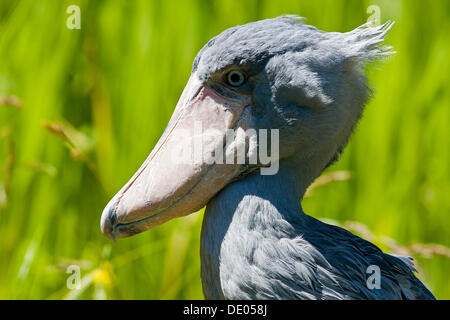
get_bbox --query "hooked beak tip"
[101,201,117,242]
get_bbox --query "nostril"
[100,200,118,242]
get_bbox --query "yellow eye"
[226,70,245,87]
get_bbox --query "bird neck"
[210,161,310,220]
[200,161,316,298]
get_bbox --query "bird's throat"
[200,164,308,299]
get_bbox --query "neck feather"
[200,161,315,298]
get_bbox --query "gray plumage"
[201,167,434,299]
[195,16,435,300]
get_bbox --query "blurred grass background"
[0,0,449,299]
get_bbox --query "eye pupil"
[230,73,240,83]
[227,71,245,87]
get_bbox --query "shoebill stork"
[101,16,435,300]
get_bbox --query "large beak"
[101,73,251,240]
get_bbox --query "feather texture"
[201,167,435,300]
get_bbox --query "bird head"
[101,16,393,240]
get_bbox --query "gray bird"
[101,16,436,300]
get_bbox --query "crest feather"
[343,21,395,63]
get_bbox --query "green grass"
[0,0,449,299]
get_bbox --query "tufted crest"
[193,16,395,78]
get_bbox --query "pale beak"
[101,73,251,240]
